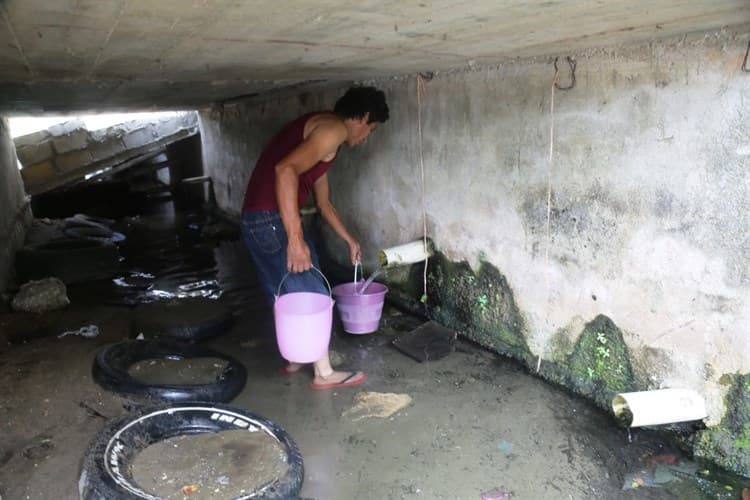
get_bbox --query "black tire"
[64,216,112,232]
[92,340,247,405]
[79,403,304,500]
[72,213,117,227]
[131,298,233,341]
[63,224,126,244]
[15,238,120,284]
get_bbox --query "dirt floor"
[1,202,748,499]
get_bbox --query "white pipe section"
[379,240,432,268]
[612,388,707,427]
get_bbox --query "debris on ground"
[392,320,456,362]
[622,457,699,490]
[648,453,679,465]
[496,441,513,453]
[182,484,199,494]
[78,401,110,420]
[342,391,412,421]
[11,277,70,313]
[480,487,512,499]
[58,324,99,339]
[22,434,54,460]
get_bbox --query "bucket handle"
[275,266,332,298]
[353,261,363,285]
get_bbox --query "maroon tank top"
[242,112,335,212]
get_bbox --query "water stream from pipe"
[356,267,384,295]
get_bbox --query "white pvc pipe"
[612,388,707,428]
[379,240,432,268]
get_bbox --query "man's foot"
[309,370,367,390]
[278,362,305,376]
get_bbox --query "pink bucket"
[331,281,388,334]
[274,268,333,363]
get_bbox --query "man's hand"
[287,238,312,273]
[348,239,362,265]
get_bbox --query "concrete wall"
[200,29,749,424]
[0,117,32,295]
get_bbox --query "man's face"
[348,113,378,146]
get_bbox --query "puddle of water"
[128,357,229,385]
[113,272,155,290]
[90,204,258,306]
[131,429,288,500]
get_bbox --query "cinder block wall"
[199,28,750,468]
[0,117,32,294]
[15,114,199,196]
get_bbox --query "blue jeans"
[241,210,328,304]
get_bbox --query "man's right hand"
[287,238,312,273]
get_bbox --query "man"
[241,86,389,390]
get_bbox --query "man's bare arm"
[312,173,361,264]
[275,123,346,272]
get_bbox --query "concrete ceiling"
[1,0,748,114]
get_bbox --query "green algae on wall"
[694,373,750,477]
[425,252,531,363]
[566,314,636,408]
[548,322,578,363]
[383,249,749,479]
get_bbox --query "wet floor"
[1,199,748,499]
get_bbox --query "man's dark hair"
[334,86,389,124]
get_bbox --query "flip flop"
[309,371,367,391]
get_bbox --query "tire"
[15,238,120,284]
[92,340,247,405]
[79,403,304,500]
[64,216,113,232]
[72,213,117,227]
[63,225,126,244]
[131,298,233,341]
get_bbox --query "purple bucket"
[331,282,388,334]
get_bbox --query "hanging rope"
[545,63,559,302]
[554,56,577,90]
[417,74,429,303]
[539,61,560,373]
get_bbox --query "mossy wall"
[564,314,636,408]
[388,249,750,477]
[424,252,532,364]
[405,252,638,409]
[695,374,750,476]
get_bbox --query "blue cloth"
[241,210,328,304]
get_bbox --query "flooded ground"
[128,357,229,385]
[0,198,748,499]
[131,429,289,499]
